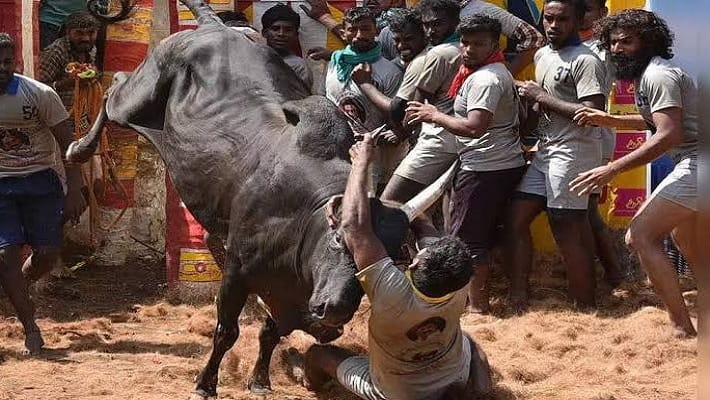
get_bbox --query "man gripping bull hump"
[303,134,492,400]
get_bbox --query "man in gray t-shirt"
[325,7,404,190]
[303,134,492,400]
[571,10,698,337]
[261,5,314,89]
[406,15,525,314]
[509,0,607,310]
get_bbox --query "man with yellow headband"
[303,133,492,400]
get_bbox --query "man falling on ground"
[303,133,492,400]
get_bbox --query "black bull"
[67,0,413,397]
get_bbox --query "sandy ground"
[0,254,698,400]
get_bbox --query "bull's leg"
[247,317,294,393]
[192,268,247,399]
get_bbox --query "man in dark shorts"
[407,15,526,313]
[0,33,85,354]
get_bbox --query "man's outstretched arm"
[341,134,387,270]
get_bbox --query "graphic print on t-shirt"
[402,317,449,362]
[0,128,32,154]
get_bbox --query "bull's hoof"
[188,389,216,400]
[247,382,272,395]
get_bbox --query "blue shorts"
[0,169,64,249]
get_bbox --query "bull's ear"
[282,102,300,126]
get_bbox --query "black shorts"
[448,166,526,265]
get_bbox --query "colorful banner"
[165,177,221,288]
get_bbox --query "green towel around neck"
[331,44,383,83]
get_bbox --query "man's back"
[357,257,471,400]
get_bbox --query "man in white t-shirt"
[571,10,699,337]
[303,134,492,400]
[0,33,86,355]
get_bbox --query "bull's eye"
[329,232,344,250]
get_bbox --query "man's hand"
[349,133,375,167]
[307,47,333,61]
[573,106,613,127]
[516,80,546,102]
[405,101,439,125]
[63,166,87,224]
[351,63,373,85]
[299,0,330,20]
[569,164,618,196]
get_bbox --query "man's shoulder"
[642,56,685,83]
[283,54,307,68]
[371,56,403,78]
[567,44,601,64]
[12,74,54,96]
[470,63,509,86]
[427,43,459,60]
[41,37,70,56]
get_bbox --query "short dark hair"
[261,4,300,30]
[596,9,674,60]
[411,236,473,298]
[343,7,376,26]
[0,33,14,52]
[544,0,586,21]
[64,11,100,31]
[388,8,423,35]
[458,14,501,41]
[217,10,249,26]
[417,0,460,22]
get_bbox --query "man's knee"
[625,220,658,253]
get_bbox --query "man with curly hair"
[572,10,698,337]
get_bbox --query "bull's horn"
[179,0,222,26]
[66,101,108,164]
[400,162,457,222]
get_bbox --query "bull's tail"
[178,0,223,27]
[66,101,108,164]
[87,0,137,24]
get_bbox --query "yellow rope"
[71,78,129,247]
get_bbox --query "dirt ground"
[0,254,698,400]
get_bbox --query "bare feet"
[670,321,697,338]
[23,330,44,356]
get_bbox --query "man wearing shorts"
[572,10,699,337]
[509,0,607,309]
[0,33,85,354]
[406,15,525,313]
[303,134,492,399]
[579,0,626,286]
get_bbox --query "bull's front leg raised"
[247,316,295,393]
[191,262,247,399]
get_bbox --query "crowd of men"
[0,0,699,398]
